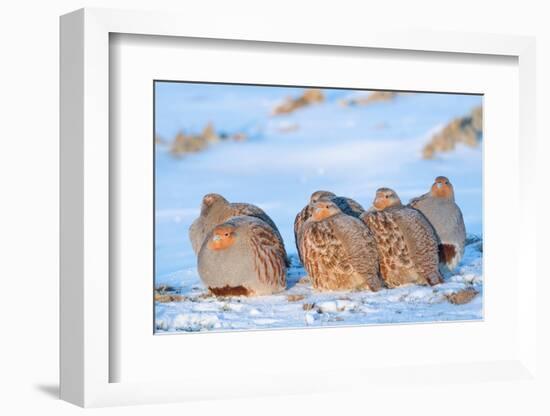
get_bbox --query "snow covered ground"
[154,83,483,333]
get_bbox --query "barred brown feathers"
[362,188,442,287]
[300,201,382,292]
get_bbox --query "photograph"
[153,81,483,333]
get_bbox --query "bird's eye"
[224,233,229,237]
[385,195,389,199]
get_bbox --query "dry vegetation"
[272,89,324,115]
[445,287,478,305]
[168,122,247,156]
[154,285,186,303]
[154,293,186,303]
[340,91,398,107]
[422,106,482,159]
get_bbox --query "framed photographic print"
[60,7,539,408]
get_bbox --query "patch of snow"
[305,313,316,325]
[156,313,221,332]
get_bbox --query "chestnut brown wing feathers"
[300,220,351,290]
[333,217,382,291]
[392,208,439,255]
[248,220,287,289]
[362,211,415,288]
[392,208,442,285]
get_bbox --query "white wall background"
[0,1,548,414]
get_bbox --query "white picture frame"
[60,7,538,408]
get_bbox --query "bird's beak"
[313,207,329,221]
[313,207,322,218]
[212,235,222,242]
[436,182,443,189]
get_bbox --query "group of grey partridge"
[189,176,466,297]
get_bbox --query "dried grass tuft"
[154,293,186,303]
[422,106,482,159]
[169,123,246,156]
[170,131,208,156]
[445,287,479,305]
[287,294,305,302]
[272,89,324,115]
[340,91,398,107]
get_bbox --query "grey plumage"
[198,216,287,296]
[409,177,466,271]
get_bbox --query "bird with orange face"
[361,188,443,288]
[294,190,365,262]
[299,200,382,292]
[409,176,466,271]
[198,216,287,296]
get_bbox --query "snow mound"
[156,312,221,332]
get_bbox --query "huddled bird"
[409,176,466,271]
[294,190,365,262]
[198,216,287,296]
[361,188,442,288]
[299,200,382,292]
